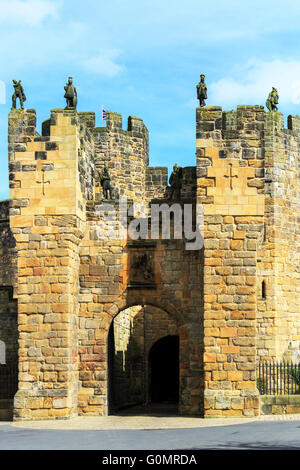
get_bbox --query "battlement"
[93,111,147,134]
[196,105,300,142]
[92,111,150,202]
[8,108,94,222]
[196,106,300,177]
[8,108,37,161]
[7,106,160,225]
[145,167,168,200]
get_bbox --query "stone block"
[287,395,300,404]
[53,398,68,409]
[215,396,230,410]
[220,327,237,338]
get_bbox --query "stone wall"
[147,166,197,202]
[8,108,87,420]
[0,200,16,290]
[78,216,203,416]
[93,112,149,202]
[180,167,197,200]
[145,167,168,200]
[12,214,84,420]
[260,395,300,415]
[76,148,203,416]
[4,100,300,421]
[78,113,96,202]
[197,106,300,363]
[258,113,300,361]
[197,106,265,417]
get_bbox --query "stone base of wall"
[260,395,300,414]
[0,399,13,420]
[204,390,260,417]
[13,390,78,421]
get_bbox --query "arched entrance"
[149,335,179,404]
[107,305,180,414]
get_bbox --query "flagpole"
[101,104,103,127]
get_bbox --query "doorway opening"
[149,335,179,404]
[107,306,180,415]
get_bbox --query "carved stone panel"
[128,242,156,288]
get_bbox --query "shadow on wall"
[0,341,5,364]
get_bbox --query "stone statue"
[266,87,279,112]
[196,74,207,107]
[131,253,154,284]
[64,76,77,109]
[100,166,113,199]
[169,163,183,200]
[12,80,26,109]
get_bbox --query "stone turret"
[197,105,300,416]
[93,112,149,202]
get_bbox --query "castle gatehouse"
[0,103,299,420]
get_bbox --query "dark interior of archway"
[107,321,115,414]
[107,311,180,415]
[149,335,179,404]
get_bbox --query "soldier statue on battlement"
[99,165,114,199]
[169,163,183,200]
[266,87,279,112]
[64,76,77,110]
[196,74,207,107]
[12,80,26,110]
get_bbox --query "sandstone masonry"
[0,103,299,420]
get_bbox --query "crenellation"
[105,111,123,130]
[145,167,168,200]
[77,112,96,130]
[41,119,51,137]
[8,109,37,163]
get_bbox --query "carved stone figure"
[64,77,77,109]
[12,80,26,109]
[130,252,154,284]
[196,74,207,107]
[100,166,113,199]
[266,87,279,111]
[169,163,183,200]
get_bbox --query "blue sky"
[1,0,300,199]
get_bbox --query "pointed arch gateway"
[107,304,181,414]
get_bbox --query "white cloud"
[209,59,300,108]
[0,0,60,25]
[82,50,124,77]
[75,1,300,50]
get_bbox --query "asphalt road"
[0,420,300,450]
